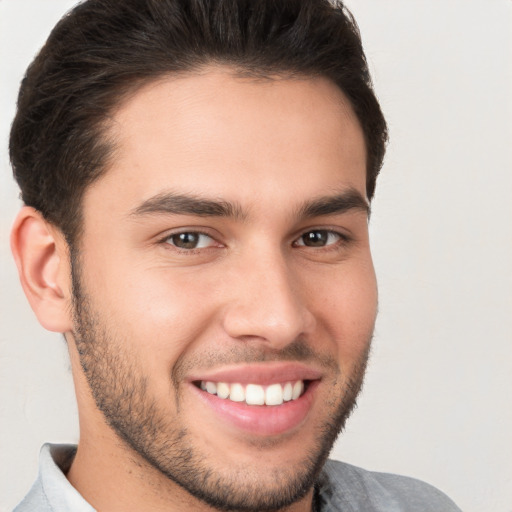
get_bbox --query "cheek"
[85,258,221,367]
[312,260,377,359]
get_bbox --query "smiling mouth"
[195,380,309,406]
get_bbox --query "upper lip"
[187,362,323,386]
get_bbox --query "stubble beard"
[70,261,371,512]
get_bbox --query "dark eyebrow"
[130,188,368,221]
[298,188,370,219]
[130,192,245,220]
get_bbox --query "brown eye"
[295,230,341,248]
[166,232,214,249]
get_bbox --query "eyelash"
[160,229,351,253]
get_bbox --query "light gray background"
[1,1,511,511]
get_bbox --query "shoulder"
[13,478,52,512]
[13,444,94,512]
[317,459,462,512]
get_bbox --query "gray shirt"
[14,444,462,511]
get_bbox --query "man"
[8,0,462,511]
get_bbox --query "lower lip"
[190,381,319,436]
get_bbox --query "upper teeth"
[200,380,304,406]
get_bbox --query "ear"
[10,207,73,333]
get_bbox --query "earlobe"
[10,207,73,333]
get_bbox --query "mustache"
[172,338,340,384]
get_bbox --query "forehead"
[85,67,367,215]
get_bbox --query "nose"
[221,250,316,349]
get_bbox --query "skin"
[11,68,377,512]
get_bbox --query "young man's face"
[68,68,377,510]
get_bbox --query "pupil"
[174,233,198,249]
[304,231,327,247]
